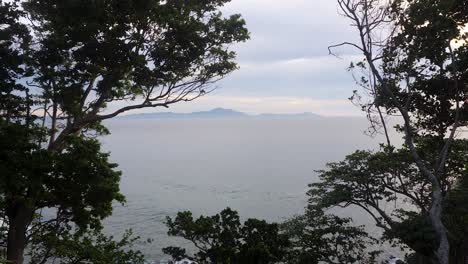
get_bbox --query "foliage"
[0,120,134,262]
[163,208,290,264]
[282,209,380,264]
[21,0,249,137]
[382,0,468,135]
[0,0,248,262]
[0,121,124,223]
[165,207,381,264]
[308,138,468,261]
[331,0,467,262]
[28,228,144,264]
[0,0,31,121]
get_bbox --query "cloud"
[110,1,368,116]
[221,0,361,62]
[208,0,367,112]
[217,55,363,99]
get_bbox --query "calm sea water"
[101,117,395,261]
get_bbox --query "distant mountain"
[119,108,321,119]
[255,112,321,119]
[190,108,248,118]
[120,108,247,119]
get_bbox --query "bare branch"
[328,42,364,56]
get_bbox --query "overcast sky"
[162,0,365,116]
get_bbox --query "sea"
[101,117,399,262]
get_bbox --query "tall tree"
[328,0,467,263]
[308,140,468,262]
[0,0,249,263]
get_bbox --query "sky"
[151,0,366,116]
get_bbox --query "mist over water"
[101,117,397,261]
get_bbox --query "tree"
[163,208,290,264]
[0,121,134,263]
[327,0,467,263]
[28,229,145,264]
[282,209,380,264]
[165,208,380,264]
[308,139,468,262]
[0,0,249,262]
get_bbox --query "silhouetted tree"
[0,0,249,262]
[164,208,290,264]
[328,0,467,263]
[282,209,380,264]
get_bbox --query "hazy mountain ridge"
[119,108,321,119]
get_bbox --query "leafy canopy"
[0,0,248,262]
[164,208,290,264]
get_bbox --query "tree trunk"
[6,202,34,264]
[430,188,450,264]
[463,234,468,264]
